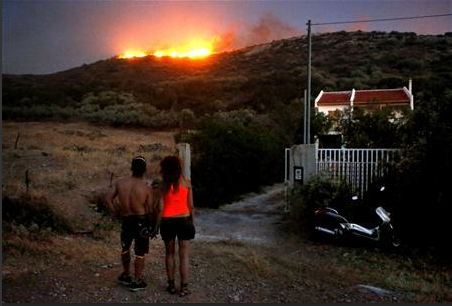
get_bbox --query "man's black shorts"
[160,217,195,241]
[121,215,150,256]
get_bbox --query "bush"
[2,194,72,234]
[395,58,425,72]
[294,108,332,144]
[76,97,185,129]
[210,109,257,126]
[289,175,353,233]
[189,116,285,208]
[2,105,79,121]
[381,90,452,259]
[337,107,408,148]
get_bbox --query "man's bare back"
[106,176,154,218]
[105,155,155,291]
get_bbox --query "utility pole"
[306,19,312,144]
[303,89,307,144]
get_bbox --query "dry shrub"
[246,253,275,277]
[86,190,110,216]
[3,191,72,234]
[2,234,56,258]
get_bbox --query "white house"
[314,79,414,147]
[315,79,414,118]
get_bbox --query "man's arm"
[105,183,119,219]
[154,194,164,232]
[145,186,154,224]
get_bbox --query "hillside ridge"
[3,30,451,118]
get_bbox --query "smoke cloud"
[213,29,238,52]
[345,15,370,32]
[247,12,302,45]
[214,12,303,52]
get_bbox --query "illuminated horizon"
[2,0,451,74]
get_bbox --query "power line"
[312,13,452,26]
[304,12,451,145]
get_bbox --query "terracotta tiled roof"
[354,89,410,105]
[317,91,351,106]
[316,88,411,107]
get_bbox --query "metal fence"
[316,148,400,197]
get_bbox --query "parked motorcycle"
[312,186,400,248]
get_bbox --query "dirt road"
[2,185,451,302]
[195,184,284,244]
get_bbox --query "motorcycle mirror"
[380,186,386,192]
[352,195,359,201]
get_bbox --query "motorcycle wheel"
[380,226,400,250]
[391,234,401,248]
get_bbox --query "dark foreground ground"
[3,186,451,303]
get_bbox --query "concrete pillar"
[289,144,316,188]
[177,143,191,180]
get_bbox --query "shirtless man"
[105,156,156,292]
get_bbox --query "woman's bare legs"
[178,239,190,296]
[164,239,176,285]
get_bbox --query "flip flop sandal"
[179,283,190,297]
[166,280,177,294]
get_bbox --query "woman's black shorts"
[160,217,195,241]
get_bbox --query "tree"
[189,116,284,208]
[385,89,452,256]
[337,107,407,148]
[294,108,332,144]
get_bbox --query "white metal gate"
[316,148,400,197]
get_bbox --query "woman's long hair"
[160,155,182,195]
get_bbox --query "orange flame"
[118,49,147,59]
[153,38,215,59]
[153,47,211,59]
[119,37,220,60]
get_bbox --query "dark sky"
[2,0,451,75]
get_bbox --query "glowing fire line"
[153,48,210,59]
[118,38,218,60]
[118,50,147,59]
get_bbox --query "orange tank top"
[162,181,190,217]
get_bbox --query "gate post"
[177,143,191,180]
[289,144,316,188]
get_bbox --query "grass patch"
[2,121,176,233]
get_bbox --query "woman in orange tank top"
[155,155,195,297]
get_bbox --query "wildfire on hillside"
[118,49,147,59]
[118,36,221,60]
